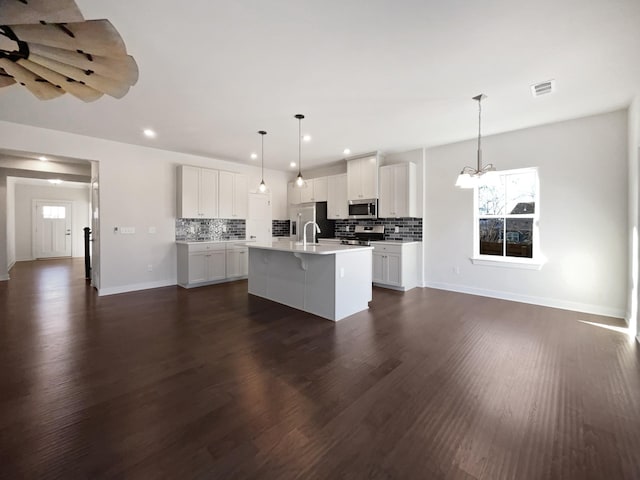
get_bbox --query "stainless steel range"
[340,225,384,246]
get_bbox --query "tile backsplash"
[272,220,290,237]
[176,218,246,241]
[335,218,422,241]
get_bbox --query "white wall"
[628,97,640,336]
[13,183,90,261]
[425,110,628,318]
[0,173,7,280]
[7,177,15,269]
[0,120,289,294]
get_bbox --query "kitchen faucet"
[303,221,321,248]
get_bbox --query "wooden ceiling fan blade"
[0,58,63,99]
[10,20,127,57]
[0,0,84,25]
[29,53,130,98]
[17,58,103,102]
[0,68,16,87]
[29,44,139,85]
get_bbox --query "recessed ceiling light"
[290,162,296,168]
[343,148,351,155]
[143,128,157,138]
[302,135,311,142]
[250,153,258,160]
[39,156,48,161]
[48,179,62,185]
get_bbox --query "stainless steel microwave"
[348,199,377,219]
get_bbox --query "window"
[42,206,66,219]
[473,168,542,268]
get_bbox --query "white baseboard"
[7,261,15,271]
[0,274,9,281]
[98,279,176,296]
[424,281,626,319]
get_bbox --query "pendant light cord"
[298,116,302,176]
[261,133,264,180]
[477,97,482,171]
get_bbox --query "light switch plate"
[148,226,157,234]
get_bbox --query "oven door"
[348,200,377,219]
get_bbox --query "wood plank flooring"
[0,258,639,479]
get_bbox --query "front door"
[246,193,271,243]
[34,200,72,258]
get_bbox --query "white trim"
[0,274,9,281]
[425,281,625,319]
[470,256,545,270]
[98,279,176,296]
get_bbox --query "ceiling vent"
[531,79,556,97]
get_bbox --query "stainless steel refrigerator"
[289,202,335,243]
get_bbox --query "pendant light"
[258,130,267,192]
[455,94,496,189]
[294,114,305,187]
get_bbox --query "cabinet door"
[378,165,394,218]
[200,168,219,218]
[218,171,234,218]
[372,252,385,283]
[288,182,301,205]
[361,156,379,199]
[347,159,361,200]
[300,180,314,203]
[227,248,248,277]
[207,251,227,281]
[179,165,200,218]
[233,173,248,219]
[393,164,408,218]
[188,252,208,283]
[313,177,328,202]
[327,174,348,219]
[386,254,402,286]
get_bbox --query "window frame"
[471,167,545,270]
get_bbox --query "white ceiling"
[0,0,638,171]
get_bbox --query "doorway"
[32,200,73,259]
[246,193,272,243]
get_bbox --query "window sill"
[470,256,545,270]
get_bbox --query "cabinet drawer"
[371,243,403,254]
[188,243,227,253]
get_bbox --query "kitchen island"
[246,241,373,321]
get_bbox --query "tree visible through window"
[475,168,538,259]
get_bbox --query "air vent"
[531,79,556,97]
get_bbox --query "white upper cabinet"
[300,180,314,203]
[219,171,248,219]
[312,177,328,202]
[299,176,329,203]
[378,162,416,218]
[347,155,379,200]
[177,165,219,218]
[288,181,302,205]
[327,174,348,220]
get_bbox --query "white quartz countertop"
[245,241,373,255]
[176,239,251,245]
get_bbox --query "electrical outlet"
[222,225,227,233]
[147,264,153,272]
[394,226,400,233]
[346,225,350,232]
[148,226,157,234]
[453,266,460,275]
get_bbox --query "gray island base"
[246,242,373,321]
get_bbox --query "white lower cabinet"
[371,242,420,291]
[178,242,248,288]
[226,246,248,278]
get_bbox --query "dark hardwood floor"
[1,258,639,479]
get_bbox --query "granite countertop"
[176,239,251,245]
[245,241,373,255]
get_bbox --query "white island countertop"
[245,241,373,255]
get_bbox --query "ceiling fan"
[0,0,138,101]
